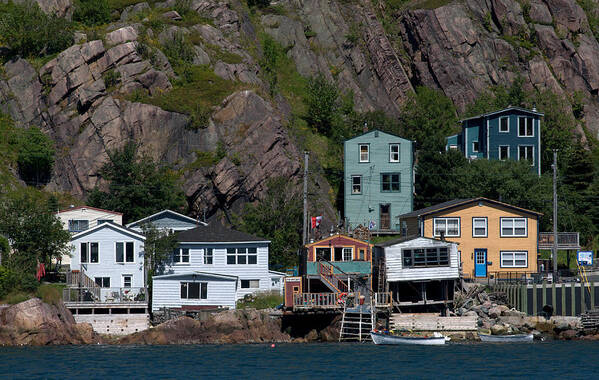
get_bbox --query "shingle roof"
[460,106,544,123]
[176,223,269,243]
[126,209,205,228]
[375,235,457,248]
[70,221,145,241]
[398,197,542,218]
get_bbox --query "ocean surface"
[1,341,598,379]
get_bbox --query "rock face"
[0,298,101,345]
[119,309,291,344]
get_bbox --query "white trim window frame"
[500,251,528,268]
[204,248,213,265]
[389,143,400,163]
[115,241,135,263]
[240,279,260,289]
[472,141,479,153]
[518,116,534,137]
[472,217,488,237]
[342,247,353,261]
[359,144,369,163]
[173,247,190,264]
[69,219,89,233]
[226,247,258,265]
[499,116,509,133]
[351,175,362,195]
[122,274,132,288]
[433,217,460,237]
[499,145,510,161]
[80,242,99,264]
[94,277,110,288]
[518,145,535,166]
[500,217,527,237]
[180,282,207,299]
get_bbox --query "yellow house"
[398,198,542,279]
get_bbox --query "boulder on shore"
[0,298,101,345]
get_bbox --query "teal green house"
[343,130,414,232]
[446,106,543,176]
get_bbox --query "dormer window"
[518,117,534,137]
[359,144,369,162]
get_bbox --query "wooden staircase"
[339,295,376,342]
[66,270,100,290]
[318,262,349,293]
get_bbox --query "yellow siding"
[422,202,538,278]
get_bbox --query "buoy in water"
[271,344,275,348]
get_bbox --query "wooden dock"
[390,314,477,331]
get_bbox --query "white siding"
[384,237,459,281]
[163,243,271,300]
[70,225,145,300]
[152,274,237,311]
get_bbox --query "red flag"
[311,217,316,229]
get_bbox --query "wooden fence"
[492,282,597,317]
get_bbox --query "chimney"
[532,103,537,112]
[363,121,368,133]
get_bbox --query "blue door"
[475,249,487,277]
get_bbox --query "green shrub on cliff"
[0,1,73,58]
[236,291,283,309]
[16,126,55,187]
[73,0,112,26]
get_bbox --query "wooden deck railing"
[293,293,343,310]
[63,287,147,303]
[66,271,100,290]
[538,232,580,249]
[374,292,393,307]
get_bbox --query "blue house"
[446,106,543,175]
[344,130,414,232]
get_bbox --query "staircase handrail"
[318,262,348,292]
[66,270,100,290]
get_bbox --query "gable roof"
[460,106,544,123]
[153,271,238,281]
[305,233,373,248]
[398,197,542,219]
[344,129,413,143]
[56,205,123,216]
[70,221,145,241]
[126,209,205,229]
[375,235,459,248]
[176,223,269,243]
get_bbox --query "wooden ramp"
[391,314,477,331]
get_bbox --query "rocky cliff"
[1,0,599,217]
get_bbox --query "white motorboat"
[479,333,534,343]
[370,330,447,345]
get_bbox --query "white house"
[70,221,146,302]
[126,209,205,233]
[151,223,281,311]
[375,236,459,310]
[56,206,123,266]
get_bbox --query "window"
[359,249,365,261]
[80,242,99,263]
[472,218,487,237]
[204,248,213,265]
[116,242,134,263]
[98,220,112,225]
[501,218,527,237]
[433,217,460,237]
[173,248,190,263]
[499,116,509,132]
[122,275,132,288]
[351,175,361,194]
[343,247,352,261]
[518,116,534,137]
[499,146,509,160]
[359,144,369,162]
[95,277,110,288]
[69,220,89,233]
[227,247,257,264]
[271,277,280,288]
[472,141,479,153]
[180,282,207,299]
[241,279,260,288]
[518,145,534,166]
[501,251,528,268]
[402,247,449,268]
[381,173,400,192]
[389,144,400,162]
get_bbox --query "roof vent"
[363,122,368,133]
[69,204,75,208]
[374,131,379,137]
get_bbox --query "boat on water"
[479,333,534,343]
[370,330,448,345]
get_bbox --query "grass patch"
[37,283,65,305]
[126,65,243,129]
[2,291,30,305]
[236,291,283,309]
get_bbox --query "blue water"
[1,342,599,379]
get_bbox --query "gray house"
[344,130,414,232]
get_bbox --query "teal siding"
[344,130,413,231]
[306,261,371,275]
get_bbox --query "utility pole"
[552,149,558,278]
[302,151,309,246]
